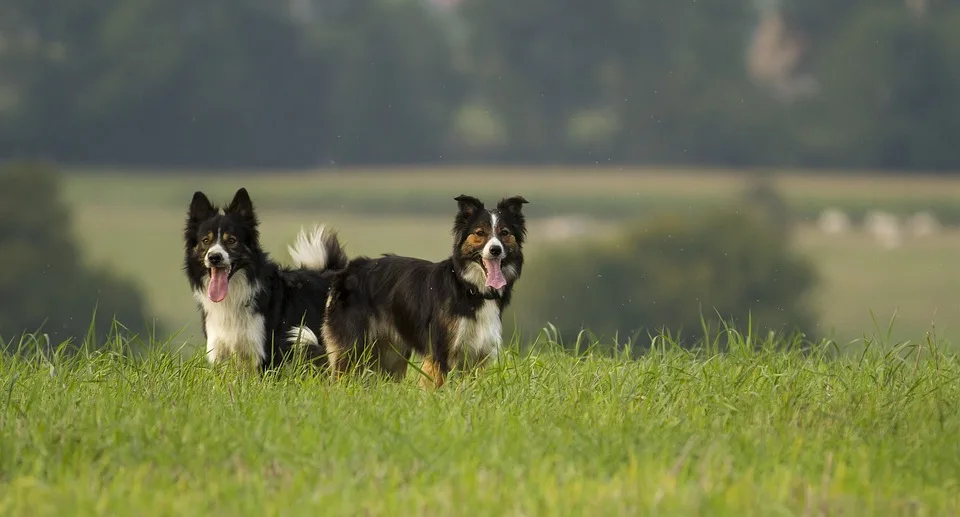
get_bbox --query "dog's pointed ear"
[189,191,216,221]
[455,194,484,218]
[497,195,529,216]
[226,187,256,221]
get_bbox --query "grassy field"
[4,168,959,515]
[1,334,958,515]
[61,167,960,350]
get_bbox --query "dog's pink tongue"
[208,268,229,303]
[483,258,507,289]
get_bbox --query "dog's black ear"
[189,191,217,221]
[497,195,529,216]
[226,187,256,222]
[455,194,484,218]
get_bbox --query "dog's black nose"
[208,252,224,266]
[489,245,502,257]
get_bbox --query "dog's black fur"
[323,194,528,387]
[183,187,348,370]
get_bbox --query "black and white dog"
[322,194,528,388]
[183,187,348,370]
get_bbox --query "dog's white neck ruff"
[450,298,503,370]
[453,261,519,370]
[460,261,518,296]
[193,273,265,366]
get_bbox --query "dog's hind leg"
[376,344,411,382]
[320,322,351,379]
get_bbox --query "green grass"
[61,167,960,350]
[2,330,959,515]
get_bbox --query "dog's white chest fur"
[193,276,265,365]
[451,300,502,368]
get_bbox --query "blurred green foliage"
[0,161,159,351]
[1,0,959,170]
[516,185,818,349]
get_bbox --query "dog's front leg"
[419,355,447,389]
[205,336,221,364]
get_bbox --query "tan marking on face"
[460,225,491,257]
[466,234,485,247]
[222,232,237,246]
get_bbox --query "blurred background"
[2,0,960,353]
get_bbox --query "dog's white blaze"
[483,212,503,258]
[481,236,503,259]
[288,225,330,270]
[204,242,231,268]
[451,299,502,369]
[193,275,265,365]
[287,325,319,348]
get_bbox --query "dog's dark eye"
[201,237,211,245]
[500,228,511,237]
[475,229,487,237]
[224,236,237,245]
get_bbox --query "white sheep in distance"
[863,210,903,249]
[817,208,851,235]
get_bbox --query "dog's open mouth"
[207,267,230,303]
[481,258,507,290]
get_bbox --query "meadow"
[62,166,960,350]
[2,167,959,515]
[1,332,958,515]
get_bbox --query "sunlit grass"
[2,324,958,516]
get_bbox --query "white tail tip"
[287,325,320,348]
[288,225,330,270]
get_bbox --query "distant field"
[62,167,960,350]
[66,166,960,220]
[2,336,958,515]
[793,224,960,346]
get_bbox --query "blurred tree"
[0,161,158,350]
[459,0,767,165]
[303,0,466,164]
[3,0,960,170]
[0,0,464,167]
[515,197,819,349]
[780,0,901,44]
[741,173,793,237]
[781,1,960,170]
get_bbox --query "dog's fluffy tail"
[288,225,349,271]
